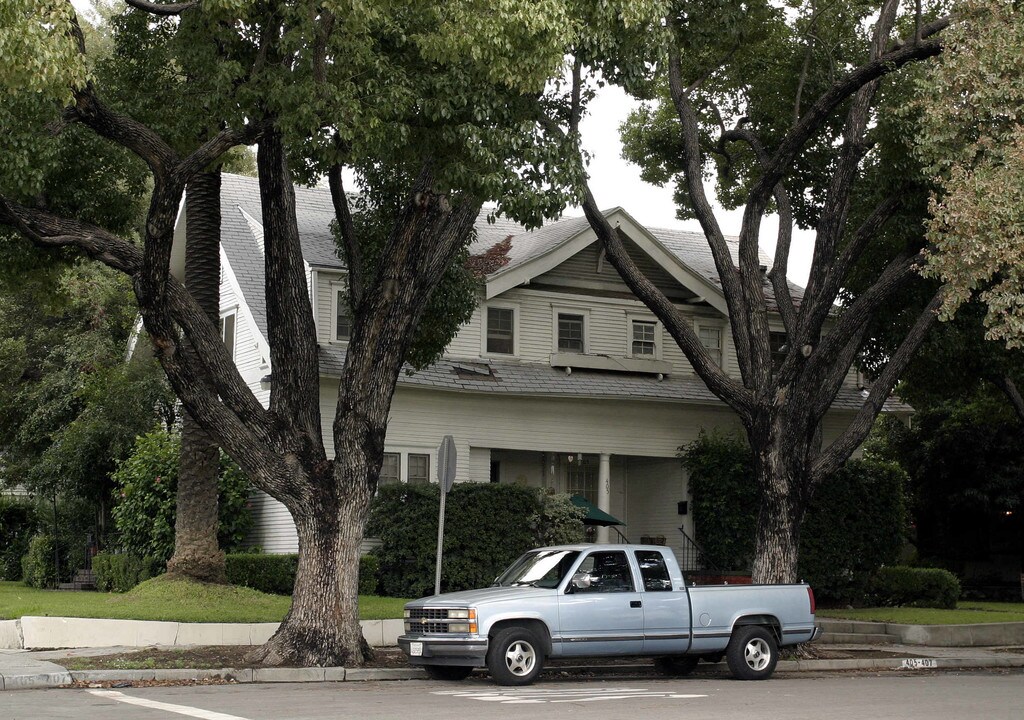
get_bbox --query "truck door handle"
[630,601,642,608]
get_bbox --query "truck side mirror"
[569,572,592,592]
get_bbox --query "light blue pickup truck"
[398,544,820,685]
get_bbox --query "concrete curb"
[2,617,404,651]
[4,653,1023,691]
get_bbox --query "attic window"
[486,306,516,355]
[557,313,585,353]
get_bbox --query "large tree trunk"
[166,169,226,584]
[245,453,375,666]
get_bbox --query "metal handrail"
[676,525,722,574]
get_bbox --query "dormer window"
[697,325,722,366]
[631,320,657,357]
[557,313,586,353]
[485,305,516,355]
[331,284,352,343]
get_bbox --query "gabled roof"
[198,173,804,344]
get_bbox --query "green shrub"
[0,497,37,581]
[359,553,379,595]
[92,553,164,592]
[21,534,58,588]
[225,553,298,595]
[681,431,909,605]
[368,484,583,597]
[869,566,961,609]
[681,431,757,572]
[111,429,254,562]
[799,459,908,604]
[224,552,379,596]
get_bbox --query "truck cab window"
[634,550,673,591]
[574,551,635,593]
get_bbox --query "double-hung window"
[379,453,400,486]
[697,325,722,366]
[486,306,515,355]
[335,288,352,342]
[407,454,430,485]
[631,319,657,357]
[557,313,586,353]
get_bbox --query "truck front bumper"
[398,634,489,667]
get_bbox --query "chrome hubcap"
[744,638,771,671]
[504,640,536,677]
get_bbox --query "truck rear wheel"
[424,665,474,681]
[726,626,778,680]
[487,626,544,686]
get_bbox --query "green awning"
[570,495,625,526]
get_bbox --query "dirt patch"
[62,645,412,672]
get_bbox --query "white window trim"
[382,447,440,484]
[329,280,352,345]
[481,301,520,358]
[694,319,725,368]
[551,305,590,355]
[626,312,662,360]
[220,308,238,361]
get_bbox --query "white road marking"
[432,687,708,704]
[86,690,252,720]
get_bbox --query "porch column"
[597,453,611,544]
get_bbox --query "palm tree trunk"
[166,169,226,583]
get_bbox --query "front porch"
[483,449,695,562]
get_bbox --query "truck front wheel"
[726,626,778,680]
[487,626,545,686]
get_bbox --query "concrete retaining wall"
[2,617,404,650]
[889,622,1024,647]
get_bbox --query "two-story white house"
[174,173,900,564]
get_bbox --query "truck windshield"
[494,550,581,588]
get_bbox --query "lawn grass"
[819,601,1024,625]
[0,578,408,623]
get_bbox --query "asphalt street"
[4,671,1024,720]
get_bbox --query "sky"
[575,84,814,286]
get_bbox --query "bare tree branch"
[328,163,364,310]
[812,290,943,480]
[990,374,1024,426]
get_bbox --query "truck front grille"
[404,608,467,634]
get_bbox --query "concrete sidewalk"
[3,642,1023,691]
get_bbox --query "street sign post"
[434,435,457,595]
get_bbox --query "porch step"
[57,568,96,591]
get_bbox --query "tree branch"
[990,374,1024,426]
[805,251,924,384]
[123,0,198,16]
[328,163,364,310]
[744,15,950,229]
[812,290,943,480]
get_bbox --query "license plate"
[410,642,423,657]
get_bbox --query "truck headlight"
[448,609,472,619]
[403,609,411,619]
[449,623,471,633]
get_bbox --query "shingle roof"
[317,345,911,413]
[214,173,877,413]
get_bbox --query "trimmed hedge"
[868,566,961,609]
[681,431,910,605]
[367,484,584,598]
[225,553,379,596]
[93,553,164,592]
